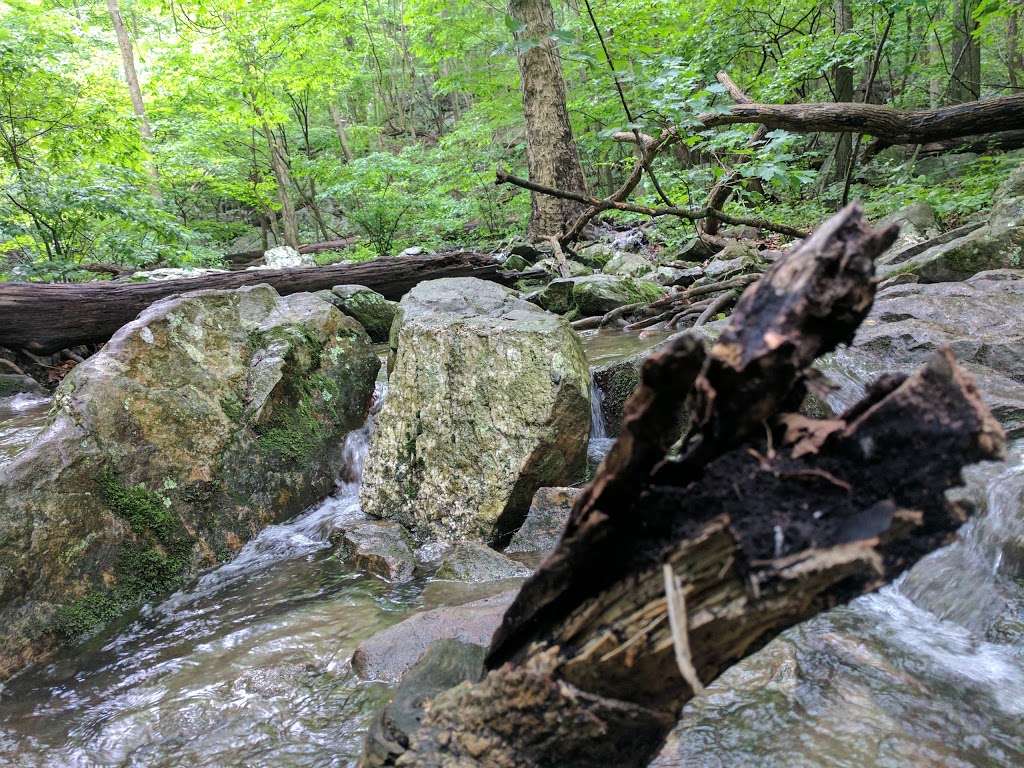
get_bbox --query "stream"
[0,330,1021,767]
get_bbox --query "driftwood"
[375,205,1005,767]
[0,251,516,353]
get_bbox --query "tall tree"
[508,0,588,241]
[950,0,981,101]
[106,0,161,200]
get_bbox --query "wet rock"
[591,351,645,436]
[434,542,531,581]
[506,487,581,555]
[334,520,415,582]
[571,275,665,317]
[0,285,380,679]
[0,374,45,398]
[260,245,315,268]
[321,285,398,342]
[360,278,590,543]
[529,278,575,314]
[879,163,1024,282]
[602,251,653,277]
[351,590,516,682]
[362,639,486,767]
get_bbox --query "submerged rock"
[0,285,379,679]
[362,639,486,767]
[360,278,590,544]
[333,520,415,582]
[506,486,581,555]
[351,590,516,682]
[434,542,531,582]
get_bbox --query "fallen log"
[378,205,1005,767]
[696,94,1024,145]
[862,128,1024,164]
[0,251,512,353]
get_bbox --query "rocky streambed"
[0,263,1021,767]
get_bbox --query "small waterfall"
[160,382,387,608]
[590,373,607,439]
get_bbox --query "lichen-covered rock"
[434,542,531,582]
[533,258,592,277]
[0,285,379,679]
[880,163,1024,282]
[334,520,415,582]
[703,242,763,280]
[316,284,398,342]
[574,243,616,270]
[602,251,653,277]
[360,278,590,543]
[506,486,581,555]
[571,275,664,317]
[501,254,531,272]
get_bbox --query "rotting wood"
[373,204,1005,768]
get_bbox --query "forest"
[0,0,1023,766]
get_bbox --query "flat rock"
[351,590,516,682]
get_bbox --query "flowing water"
[0,331,1022,768]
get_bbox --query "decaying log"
[380,204,1005,768]
[0,251,516,353]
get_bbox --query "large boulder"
[0,285,380,679]
[360,278,590,543]
[261,245,315,268]
[879,163,1024,282]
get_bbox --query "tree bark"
[378,205,1005,767]
[830,0,855,183]
[106,0,161,201]
[0,251,522,353]
[509,0,589,241]
[950,0,982,102]
[1009,7,1022,90]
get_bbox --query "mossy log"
[0,250,518,353]
[374,205,1005,767]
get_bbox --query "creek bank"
[0,284,379,679]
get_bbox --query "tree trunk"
[1009,7,1021,90]
[831,0,855,184]
[950,0,981,102]
[260,121,301,250]
[381,205,1005,767]
[329,103,355,162]
[930,28,945,106]
[0,252,525,353]
[106,0,161,201]
[509,0,589,241]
